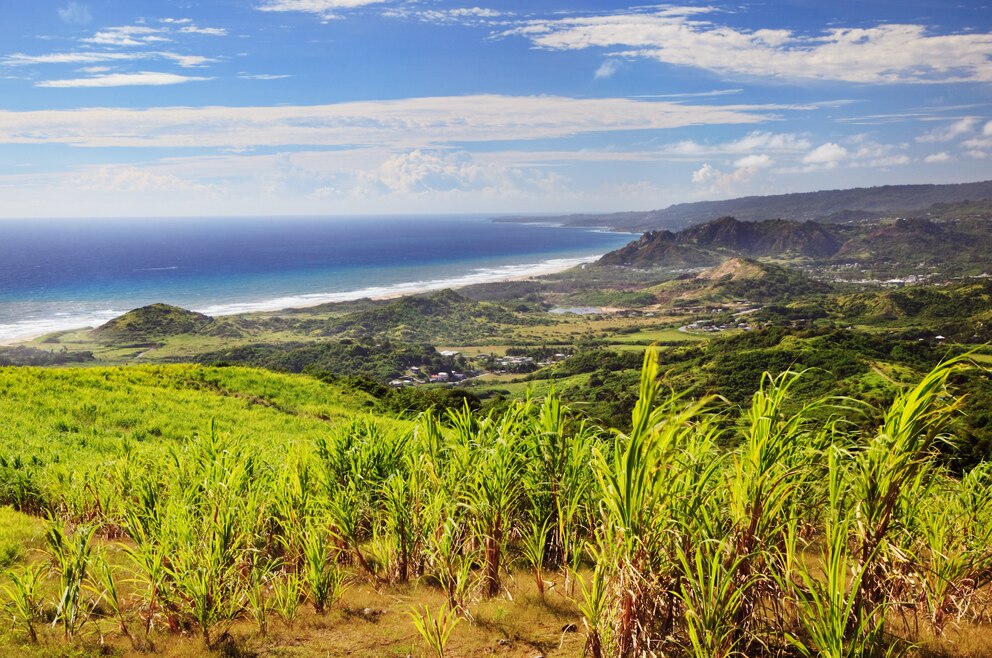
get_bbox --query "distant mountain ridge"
[596,212,992,275]
[497,180,992,232]
[599,216,842,267]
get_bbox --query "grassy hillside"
[92,303,214,342]
[0,364,389,514]
[1,355,991,657]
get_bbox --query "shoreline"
[0,254,600,346]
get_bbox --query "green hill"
[321,289,542,343]
[645,257,832,305]
[596,213,992,278]
[597,230,720,268]
[0,364,387,513]
[92,303,214,342]
[597,216,842,268]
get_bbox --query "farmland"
[1,355,991,657]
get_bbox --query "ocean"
[0,215,635,342]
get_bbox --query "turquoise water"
[0,215,634,341]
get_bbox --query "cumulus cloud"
[36,71,212,88]
[594,59,621,79]
[961,134,992,159]
[502,9,992,84]
[691,163,718,184]
[802,143,848,167]
[665,131,811,157]
[770,137,909,172]
[58,2,92,25]
[925,152,952,163]
[368,150,457,194]
[962,135,992,150]
[692,151,772,193]
[0,95,776,149]
[734,154,772,169]
[73,164,217,194]
[916,117,978,143]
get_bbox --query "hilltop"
[598,216,840,267]
[92,303,213,342]
[649,257,832,305]
[594,212,992,279]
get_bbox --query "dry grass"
[0,556,586,658]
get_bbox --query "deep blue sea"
[0,216,634,341]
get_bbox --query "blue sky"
[1,1,991,218]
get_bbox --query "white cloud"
[503,10,992,84]
[4,52,138,66]
[382,6,506,25]
[632,89,742,99]
[36,71,212,88]
[434,7,501,18]
[916,117,978,143]
[238,73,293,80]
[594,59,621,79]
[868,154,910,167]
[83,25,169,47]
[256,0,385,19]
[691,163,718,184]
[803,142,848,167]
[73,164,217,194]
[692,151,772,193]
[3,51,215,69]
[58,2,92,25]
[962,136,992,150]
[179,26,228,37]
[966,150,988,159]
[985,120,992,136]
[160,53,215,68]
[734,154,772,169]
[0,95,775,149]
[412,7,504,24]
[666,131,811,156]
[925,152,952,163]
[357,149,560,196]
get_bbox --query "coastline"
[0,253,600,346]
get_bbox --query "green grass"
[0,364,395,514]
[608,327,706,344]
[0,507,42,568]
[0,357,990,657]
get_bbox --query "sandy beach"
[0,254,598,347]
